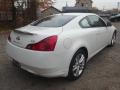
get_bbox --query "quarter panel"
[57,27,98,71]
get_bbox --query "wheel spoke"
[112,34,116,45]
[73,54,85,77]
[79,55,85,64]
[76,67,80,76]
[73,64,78,71]
[79,64,84,70]
[75,55,80,63]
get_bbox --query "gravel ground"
[0,23,120,90]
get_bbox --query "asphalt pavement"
[0,23,120,90]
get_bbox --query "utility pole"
[117,2,120,13]
[11,0,16,27]
[103,6,105,11]
[66,1,68,7]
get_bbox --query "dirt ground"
[0,23,120,90]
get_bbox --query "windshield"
[31,15,76,27]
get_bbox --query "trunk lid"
[10,25,62,48]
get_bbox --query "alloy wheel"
[72,54,85,77]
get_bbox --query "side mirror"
[106,21,112,26]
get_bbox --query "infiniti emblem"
[16,36,20,40]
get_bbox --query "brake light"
[8,34,11,42]
[26,35,58,51]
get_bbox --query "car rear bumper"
[6,41,68,77]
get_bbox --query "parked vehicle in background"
[109,14,120,22]
[6,13,117,81]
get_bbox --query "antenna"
[66,1,68,7]
[117,2,120,12]
[103,6,105,11]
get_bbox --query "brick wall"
[0,0,13,21]
[0,0,37,28]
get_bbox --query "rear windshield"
[31,15,76,27]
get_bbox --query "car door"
[87,15,108,50]
[79,17,99,56]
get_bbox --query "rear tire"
[67,49,87,81]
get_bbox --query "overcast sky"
[54,0,120,10]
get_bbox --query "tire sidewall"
[67,49,87,81]
[111,32,116,46]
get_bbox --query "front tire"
[67,49,87,81]
[109,32,116,47]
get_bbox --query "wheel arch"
[77,47,88,59]
[67,46,88,80]
[71,46,89,62]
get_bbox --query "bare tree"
[10,0,55,27]
[10,0,16,22]
[37,0,55,10]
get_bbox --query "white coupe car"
[6,13,117,80]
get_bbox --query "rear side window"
[79,17,91,28]
[31,15,76,27]
[87,15,106,27]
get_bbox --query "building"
[63,6,92,13]
[63,0,93,13]
[37,0,53,11]
[39,6,61,19]
[75,0,93,9]
[0,0,37,27]
[0,0,13,21]
[0,0,60,27]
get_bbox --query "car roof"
[56,13,97,17]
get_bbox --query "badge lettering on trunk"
[16,36,20,40]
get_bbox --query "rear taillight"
[8,34,11,42]
[26,35,58,51]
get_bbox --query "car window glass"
[102,18,112,26]
[31,15,76,27]
[79,18,91,28]
[88,15,106,27]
